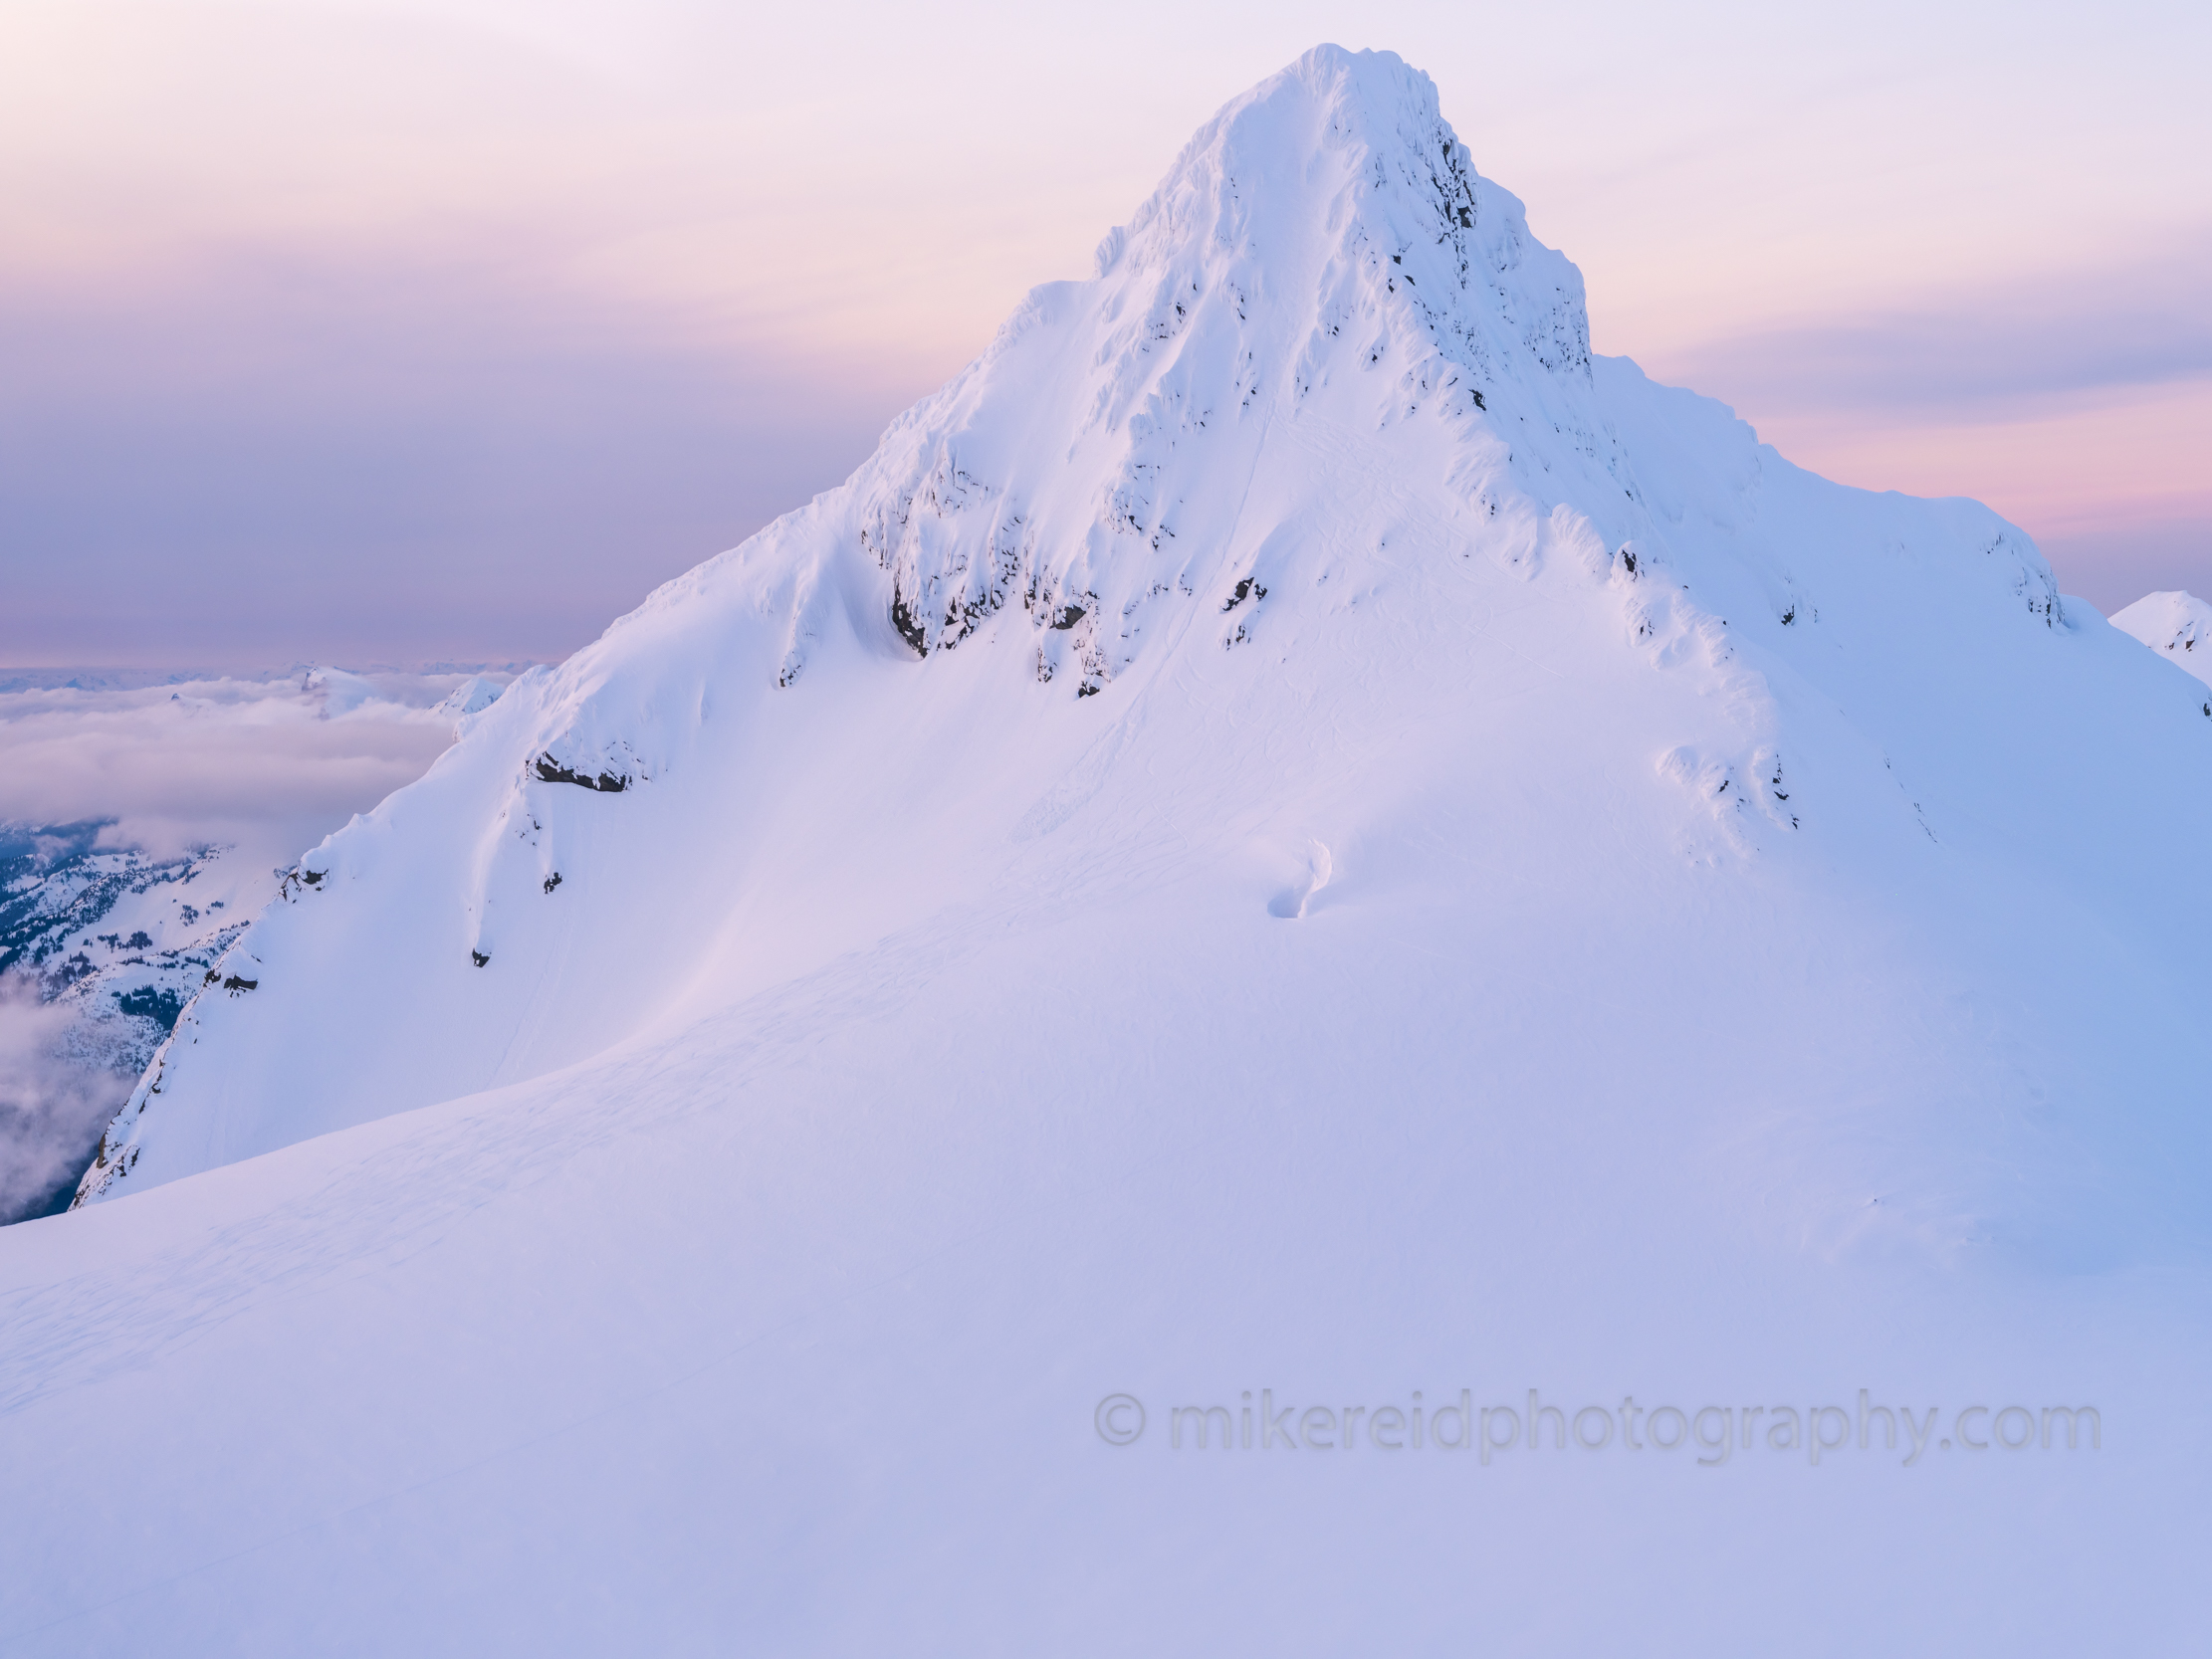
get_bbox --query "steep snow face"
[2111,589,2212,690]
[75,45,2210,1212]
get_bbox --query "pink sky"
[4,0,2206,664]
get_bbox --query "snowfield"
[4,47,2207,1654]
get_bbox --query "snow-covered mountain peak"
[70,48,2210,1213]
[455,47,1633,818]
[2110,589,2212,689]
[17,49,2212,1649]
[1099,45,1591,386]
[842,46,1598,684]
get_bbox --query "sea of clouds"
[0,666,516,1220]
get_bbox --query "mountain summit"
[14,48,2209,1653]
[852,42,1596,687]
[78,47,2198,1204]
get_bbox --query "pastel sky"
[4,0,2207,667]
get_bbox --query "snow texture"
[3,48,2207,1655]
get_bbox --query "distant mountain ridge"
[2111,588,2212,690]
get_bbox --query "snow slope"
[4,47,2208,1654]
[2111,588,2212,690]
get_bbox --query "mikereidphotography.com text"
[1095,1390,2100,1465]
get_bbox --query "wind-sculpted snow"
[14,49,2210,1651]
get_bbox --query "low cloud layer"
[0,669,492,1223]
[0,976,135,1223]
[0,669,478,862]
